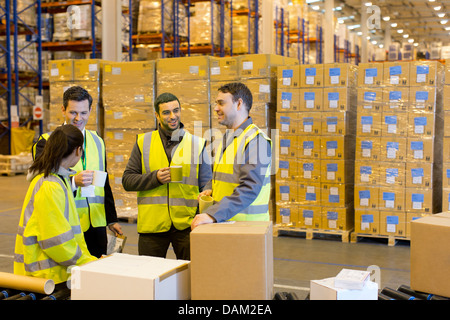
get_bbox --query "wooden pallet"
[350,232,410,247]
[274,225,352,243]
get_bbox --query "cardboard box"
[406,162,434,188]
[103,61,155,85]
[322,111,355,136]
[409,113,437,138]
[209,56,239,81]
[323,87,355,112]
[442,188,450,211]
[298,136,321,159]
[104,105,157,130]
[321,159,353,184]
[321,183,352,208]
[277,88,300,112]
[310,277,378,300]
[277,65,300,88]
[410,212,450,298]
[298,182,321,206]
[405,188,434,214]
[297,159,321,182]
[243,78,275,104]
[444,86,450,112]
[443,137,450,162]
[238,53,285,78]
[378,187,405,212]
[382,87,409,112]
[406,213,430,238]
[298,112,322,135]
[358,63,383,86]
[157,56,210,81]
[354,185,379,210]
[321,207,353,231]
[275,180,298,203]
[279,135,298,158]
[383,61,410,86]
[276,157,298,181]
[277,113,298,135]
[379,212,406,237]
[73,59,104,81]
[378,161,406,187]
[71,253,190,300]
[410,60,444,87]
[446,60,450,85]
[276,202,298,227]
[298,205,322,229]
[190,221,273,300]
[354,160,379,186]
[406,137,434,162]
[356,87,383,113]
[409,86,438,113]
[323,63,357,87]
[300,64,324,87]
[299,88,323,111]
[381,112,408,137]
[158,79,209,104]
[354,209,380,234]
[379,136,407,162]
[355,136,380,161]
[356,112,381,136]
[442,163,450,188]
[49,59,73,82]
[103,84,154,107]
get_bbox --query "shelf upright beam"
[0,0,12,153]
[253,0,258,54]
[37,0,43,135]
[230,0,233,56]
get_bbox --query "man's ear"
[76,146,83,157]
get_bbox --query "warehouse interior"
[0,0,450,302]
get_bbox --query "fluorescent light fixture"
[366,36,370,40]
[397,29,403,33]
[445,26,450,30]
[365,2,372,6]
[338,19,345,24]
[379,44,384,48]
[306,0,321,3]
[438,13,445,18]
[428,0,436,2]
[403,34,409,38]
[383,16,390,21]
[334,6,342,11]
[357,31,362,35]
[391,23,397,27]
[434,6,442,10]
[312,5,320,10]
[441,20,448,24]
[347,24,361,29]
[414,43,419,46]
[371,40,377,45]
[408,39,414,43]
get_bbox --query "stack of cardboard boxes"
[102,61,156,220]
[442,60,450,213]
[354,61,443,238]
[275,63,356,232]
[48,59,104,134]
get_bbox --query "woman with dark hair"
[14,124,97,284]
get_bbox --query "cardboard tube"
[0,272,55,295]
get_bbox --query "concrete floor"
[0,174,411,300]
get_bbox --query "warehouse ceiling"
[309,0,450,48]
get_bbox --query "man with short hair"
[191,82,272,229]
[32,86,122,258]
[122,92,212,260]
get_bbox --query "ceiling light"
[414,43,419,47]
[438,13,445,18]
[357,31,362,36]
[445,27,450,30]
[428,0,436,2]
[334,6,342,11]
[312,5,320,10]
[397,29,403,33]
[383,16,390,21]
[365,2,372,6]
[338,19,345,24]
[403,34,409,38]
[408,39,414,43]
[366,36,370,40]
[391,23,397,27]
[371,40,377,45]
[434,6,442,10]
[441,20,448,24]
[379,44,384,48]
[347,24,361,30]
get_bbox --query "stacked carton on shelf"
[276,62,356,232]
[442,60,450,216]
[102,61,156,220]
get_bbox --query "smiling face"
[62,99,91,131]
[214,91,240,129]
[156,100,181,132]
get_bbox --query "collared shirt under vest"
[212,122,272,222]
[32,130,107,232]
[136,129,205,233]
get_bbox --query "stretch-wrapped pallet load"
[48,59,105,134]
[354,61,444,239]
[275,63,356,233]
[102,61,156,220]
[137,0,187,37]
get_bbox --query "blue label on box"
[303,210,314,218]
[416,65,429,74]
[279,160,289,169]
[361,141,373,149]
[327,141,338,149]
[279,186,290,193]
[385,115,397,124]
[389,65,402,75]
[365,68,377,77]
[359,190,370,199]
[281,92,292,100]
[280,208,290,216]
[282,69,294,78]
[280,139,291,147]
[386,168,399,177]
[412,193,424,202]
[361,116,373,124]
[386,216,399,225]
[415,91,428,101]
[304,141,314,149]
[411,141,424,150]
[327,211,338,220]
[303,117,314,125]
[364,91,376,101]
[328,92,339,101]
[389,91,402,101]
[327,117,338,125]
[329,68,340,77]
[303,163,314,171]
[447,169,450,178]
[360,166,372,175]
[414,117,427,126]
[305,68,316,76]
[362,214,374,223]
[386,142,399,150]
[327,163,338,172]
[304,92,315,100]
[412,168,424,177]
[383,192,395,201]
[306,192,316,201]
[280,116,290,124]
[329,195,340,203]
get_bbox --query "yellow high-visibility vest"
[137,130,205,233]
[14,173,97,284]
[212,123,271,221]
[32,130,106,231]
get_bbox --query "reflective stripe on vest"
[212,124,272,221]
[137,130,204,233]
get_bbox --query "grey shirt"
[122,123,212,193]
[205,117,272,222]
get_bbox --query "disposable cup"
[92,170,107,187]
[170,166,183,183]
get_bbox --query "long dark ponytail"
[30,124,84,177]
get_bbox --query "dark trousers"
[138,225,191,260]
[83,225,107,258]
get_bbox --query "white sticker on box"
[362,148,371,158]
[415,125,424,134]
[413,201,422,209]
[327,148,336,157]
[414,150,423,159]
[330,187,339,195]
[388,124,397,134]
[412,176,422,184]
[282,100,290,109]
[243,61,253,70]
[189,66,199,74]
[390,75,399,85]
[283,77,291,86]
[304,124,312,133]
[112,67,121,75]
[361,222,370,230]
[281,169,288,178]
[307,186,315,194]
[281,123,289,132]
[115,155,124,163]
[417,74,426,83]
[362,124,371,133]
[387,223,396,233]
[360,198,369,206]
[305,217,313,225]
[386,175,395,184]
[51,68,59,76]
[365,76,374,84]
[330,75,339,84]
[210,67,220,75]
[280,147,288,155]
[327,124,336,133]
[304,149,312,156]
[304,171,311,179]
[387,148,397,159]
[281,193,289,201]
[114,132,124,140]
[306,100,314,109]
[329,100,338,109]
[114,112,123,119]
[361,173,369,183]
[259,84,270,93]
[89,64,98,72]
[327,171,335,180]
[385,200,394,208]
[306,76,314,84]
